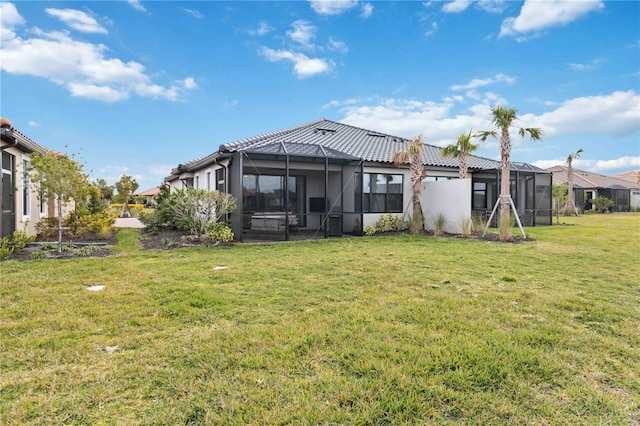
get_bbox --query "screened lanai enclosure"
[227,142,366,242]
[471,163,553,226]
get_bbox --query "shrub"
[0,237,13,260]
[170,189,237,240]
[66,211,116,238]
[591,196,614,213]
[35,218,59,239]
[207,222,234,243]
[364,225,376,236]
[433,213,446,237]
[458,216,472,238]
[0,229,36,260]
[11,229,34,251]
[373,214,408,233]
[471,213,487,233]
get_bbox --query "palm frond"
[476,130,496,142]
[392,150,409,166]
[519,127,543,141]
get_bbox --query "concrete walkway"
[114,217,145,228]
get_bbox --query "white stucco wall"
[421,179,472,234]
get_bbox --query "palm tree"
[440,130,480,179]
[477,105,542,241]
[565,148,583,215]
[393,135,427,234]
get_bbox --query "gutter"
[0,118,17,151]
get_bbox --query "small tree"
[30,152,90,252]
[95,178,114,202]
[440,130,480,179]
[552,183,568,223]
[393,135,427,234]
[477,105,542,241]
[115,175,139,217]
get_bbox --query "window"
[356,173,403,213]
[206,172,211,191]
[473,182,487,209]
[216,168,225,192]
[195,175,199,190]
[22,159,30,216]
[242,174,306,227]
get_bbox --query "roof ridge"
[222,118,326,151]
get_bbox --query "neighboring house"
[615,171,640,209]
[0,118,55,238]
[547,165,639,212]
[165,119,552,241]
[136,186,161,206]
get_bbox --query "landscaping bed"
[4,231,118,261]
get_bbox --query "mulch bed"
[5,231,118,262]
[139,228,235,250]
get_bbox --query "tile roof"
[175,119,501,174]
[546,165,639,189]
[614,170,639,184]
[171,120,556,179]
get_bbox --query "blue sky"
[1,0,638,189]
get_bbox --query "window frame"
[356,172,404,213]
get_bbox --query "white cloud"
[100,165,129,174]
[28,121,40,127]
[569,57,606,71]
[500,0,604,39]
[287,20,317,50]
[442,0,472,14]
[532,157,640,173]
[182,8,204,19]
[424,22,438,37]
[224,100,239,108]
[333,90,639,148]
[0,2,25,40]
[45,8,107,34]
[182,77,197,90]
[521,90,640,137]
[309,0,358,16]
[68,82,130,102]
[339,97,490,144]
[0,4,196,103]
[261,47,333,78]
[360,3,373,18]
[476,0,506,14]
[127,0,146,12]
[147,164,173,177]
[248,20,274,36]
[327,37,348,54]
[450,73,516,91]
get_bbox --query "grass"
[1,214,639,425]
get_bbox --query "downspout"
[359,161,364,236]
[285,147,290,241]
[237,152,244,242]
[324,153,329,238]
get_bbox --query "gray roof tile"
[217,119,499,170]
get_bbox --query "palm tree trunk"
[500,129,512,237]
[566,167,574,214]
[459,152,467,179]
[410,159,424,234]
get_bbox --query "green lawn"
[1,214,639,425]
